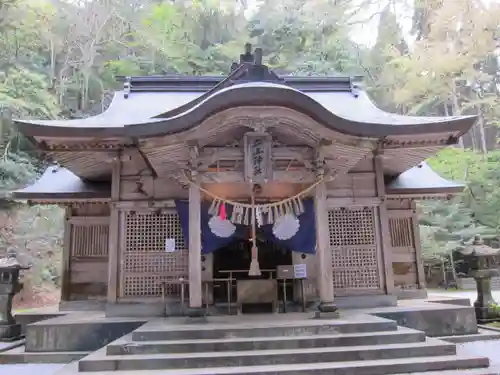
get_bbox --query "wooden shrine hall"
[12,45,476,317]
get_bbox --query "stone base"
[184,316,208,324]
[60,300,105,312]
[18,298,482,353]
[106,301,166,317]
[312,311,340,319]
[25,314,145,352]
[184,307,207,318]
[477,318,499,325]
[372,303,478,337]
[474,306,499,324]
[318,302,338,313]
[105,295,397,318]
[396,288,428,300]
[334,294,397,309]
[0,324,22,342]
[15,312,66,335]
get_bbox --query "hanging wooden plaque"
[243,132,272,183]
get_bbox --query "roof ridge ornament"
[230,43,283,83]
[350,80,360,98]
[240,43,255,64]
[124,76,131,99]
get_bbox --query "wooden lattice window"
[389,217,414,249]
[389,210,419,290]
[121,211,188,298]
[328,207,381,291]
[70,224,109,258]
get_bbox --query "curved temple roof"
[15,81,476,139]
[13,166,110,201]
[386,162,463,196]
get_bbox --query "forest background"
[0,0,498,306]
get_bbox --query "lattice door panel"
[328,207,382,292]
[121,211,188,298]
[328,208,375,247]
[70,224,109,258]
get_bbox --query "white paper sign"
[294,264,307,279]
[165,238,176,253]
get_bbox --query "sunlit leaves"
[0,68,59,119]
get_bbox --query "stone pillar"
[314,180,336,313]
[188,172,202,309]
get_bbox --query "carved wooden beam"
[166,168,321,185]
[196,146,314,163]
[188,144,201,178]
[313,145,327,179]
[132,138,158,178]
[199,169,318,184]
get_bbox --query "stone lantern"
[0,250,30,341]
[459,235,500,324]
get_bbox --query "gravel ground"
[428,289,500,303]
[456,340,500,366]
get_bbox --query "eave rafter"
[381,146,445,175]
[386,194,454,201]
[382,135,458,150]
[38,139,134,152]
[379,132,460,175]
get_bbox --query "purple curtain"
[175,198,316,254]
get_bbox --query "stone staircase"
[74,313,490,375]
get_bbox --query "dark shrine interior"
[212,230,294,310]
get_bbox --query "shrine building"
[12,46,475,316]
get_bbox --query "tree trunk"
[50,38,56,81]
[441,257,447,288]
[470,122,478,151]
[476,105,488,155]
[449,252,457,284]
[450,91,465,149]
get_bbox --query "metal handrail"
[202,278,233,314]
[159,274,308,315]
[159,278,189,315]
[219,269,276,280]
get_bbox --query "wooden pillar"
[107,154,121,303]
[60,206,72,302]
[188,172,202,308]
[411,200,427,289]
[374,153,395,295]
[314,179,336,311]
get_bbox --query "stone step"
[76,355,490,375]
[392,368,499,375]
[107,327,425,355]
[79,339,456,371]
[132,316,397,341]
[0,345,88,364]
